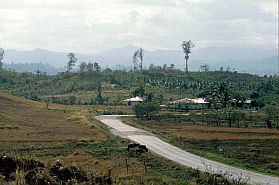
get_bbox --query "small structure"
[244,99,252,109]
[169,98,210,110]
[124,96,144,107]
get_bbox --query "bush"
[134,101,160,120]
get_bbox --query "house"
[169,98,210,110]
[124,96,144,107]
[244,99,252,109]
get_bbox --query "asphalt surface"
[95,115,279,185]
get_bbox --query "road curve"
[94,115,279,185]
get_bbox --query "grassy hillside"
[0,92,249,184]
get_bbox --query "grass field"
[123,117,279,176]
[0,92,246,184]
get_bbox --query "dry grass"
[0,94,107,142]
[149,123,279,141]
[0,92,133,114]
[1,92,200,184]
[123,118,279,176]
[1,92,263,183]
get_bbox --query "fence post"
[125,158,129,174]
[144,161,147,173]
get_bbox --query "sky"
[0,0,278,53]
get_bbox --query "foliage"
[132,48,144,71]
[95,81,104,105]
[0,67,278,108]
[67,52,77,72]
[181,40,194,73]
[263,105,279,128]
[0,49,4,69]
[134,101,160,120]
[132,86,145,97]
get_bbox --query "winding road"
[94,115,279,185]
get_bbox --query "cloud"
[0,0,277,53]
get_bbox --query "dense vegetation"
[1,67,278,125]
[0,68,278,106]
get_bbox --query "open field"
[123,117,279,176]
[0,92,246,184]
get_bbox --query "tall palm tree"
[181,40,194,73]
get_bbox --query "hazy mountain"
[3,62,65,75]
[1,46,278,75]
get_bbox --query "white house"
[124,96,144,107]
[170,98,209,105]
[169,98,210,110]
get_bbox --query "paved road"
[95,115,279,185]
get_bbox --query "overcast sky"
[0,0,278,53]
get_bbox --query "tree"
[132,86,145,97]
[93,62,101,72]
[0,49,5,69]
[138,48,144,71]
[200,64,210,72]
[67,52,77,72]
[95,81,103,104]
[250,91,259,99]
[134,101,160,120]
[132,48,144,71]
[264,105,279,129]
[79,62,87,73]
[87,62,94,71]
[36,70,41,76]
[133,50,139,71]
[181,40,194,73]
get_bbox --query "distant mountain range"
[1,46,278,76]
[3,62,65,76]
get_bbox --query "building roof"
[170,98,209,104]
[124,96,144,102]
[244,100,252,104]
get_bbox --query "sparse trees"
[78,62,100,73]
[67,52,77,72]
[0,49,5,69]
[181,40,194,73]
[200,64,210,72]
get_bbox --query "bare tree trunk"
[185,59,188,73]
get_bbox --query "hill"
[3,62,65,75]
[0,68,277,108]
[2,46,278,75]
